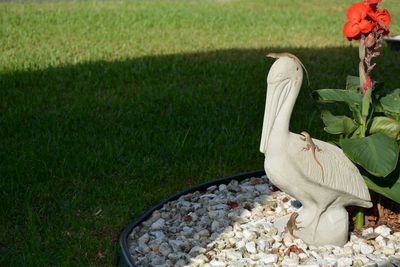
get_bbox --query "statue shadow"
[2,46,400,265]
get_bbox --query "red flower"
[346,2,370,21]
[343,20,374,39]
[343,2,374,40]
[375,9,391,34]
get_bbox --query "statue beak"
[260,80,290,154]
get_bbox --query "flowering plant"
[316,0,399,220]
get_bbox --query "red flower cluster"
[343,0,391,40]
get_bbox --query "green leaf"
[316,89,363,122]
[363,163,400,204]
[341,133,399,177]
[370,116,400,140]
[346,75,360,92]
[321,110,358,136]
[380,90,400,121]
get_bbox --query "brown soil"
[348,191,400,233]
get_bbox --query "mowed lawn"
[1,1,399,266]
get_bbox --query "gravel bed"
[128,176,400,266]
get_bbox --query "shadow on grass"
[1,46,399,266]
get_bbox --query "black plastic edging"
[118,170,266,267]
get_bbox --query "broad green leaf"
[321,110,358,136]
[370,116,400,140]
[346,75,360,92]
[341,133,399,177]
[363,164,400,204]
[380,90,400,121]
[316,89,362,121]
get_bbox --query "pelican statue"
[260,53,372,246]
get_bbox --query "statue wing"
[289,133,371,204]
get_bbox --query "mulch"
[348,191,400,233]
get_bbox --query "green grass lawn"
[1,0,399,266]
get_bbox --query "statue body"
[260,54,372,246]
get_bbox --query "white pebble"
[218,184,227,191]
[375,225,392,238]
[235,240,245,249]
[243,229,256,240]
[359,243,374,255]
[245,241,257,254]
[159,242,171,257]
[150,218,165,230]
[382,247,395,255]
[362,227,374,236]
[240,209,252,219]
[209,259,227,267]
[282,255,299,266]
[225,251,242,261]
[138,233,149,245]
[128,177,400,267]
[260,254,278,264]
[211,220,220,232]
[337,257,352,267]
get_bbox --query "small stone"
[343,245,353,256]
[359,243,374,255]
[243,229,256,240]
[246,241,257,254]
[168,239,185,252]
[189,246,206,256]
[235,240,245,249]
[308,250,322,260]
[283,233,294,246]
[212,204,228,210]
[337,257,352,267]
[175,259,187,267]
[198,229,210,237]
[389,256,400,266]
[255,184,270,192]
[150,254,165,266]
[353,259,363,267]
[256,240,267,252]
[323,255,338,266]
[375,235,387,247]
[159,242,171,257]
[207,185,218,192]
[375,225,392,237]
[240,209,252,219]
[281,255,299,266]
[209,259,227,267]
[260,254,278,264]
[190,254,208,265]
[151,231,165,240]
[354,254,370,264]
[138,233,150,245]
[226,251,242,261]
[150,218,165,230]
[298,252,309,260]
[180,200,192,207]
[211,220,220,232]
[362,227,374,236]
[332,246,344,255]
[382,247,395,255]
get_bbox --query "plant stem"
[355,209,365,230]
[355,37,368,230]
[359,37,366,92]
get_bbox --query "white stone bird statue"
[260,53,372,246]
